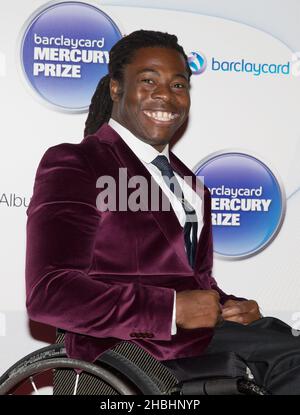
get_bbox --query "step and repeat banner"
[0,0,299,374]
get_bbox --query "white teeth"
[143,111,179,121]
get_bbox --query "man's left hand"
[222,300,261,325]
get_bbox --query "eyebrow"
[136,68,189,81]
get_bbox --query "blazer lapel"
[94,123,192,272]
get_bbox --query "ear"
[110,78,122,102]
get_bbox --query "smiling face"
[110,47,191,152]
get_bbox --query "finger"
[222,306,243,318]
[238,301,254,312]
[224,310,260,325]
[223,300,238,308]
[238,301,260,317]
[223,314,246,324]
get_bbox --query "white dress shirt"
[108,118,203,335]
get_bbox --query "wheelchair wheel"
[0,342,268,395]
[0,344,139,395]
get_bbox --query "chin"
[149,136,171,146]
[148,130,175,142]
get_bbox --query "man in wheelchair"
[20,30,300,395]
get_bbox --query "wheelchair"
[0,330,268,395]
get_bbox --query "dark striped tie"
[151,155,198,268]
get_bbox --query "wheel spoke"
[29,376,39,395]
[73,373,80,395]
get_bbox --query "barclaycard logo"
[188,52,207,74]
[188,50,290,77]
[211,57,290,76]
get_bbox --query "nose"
[151,83,172,102]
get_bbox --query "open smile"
[143,110,180,123]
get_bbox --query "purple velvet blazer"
[25,123,243,363]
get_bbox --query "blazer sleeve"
[25,144,174,341]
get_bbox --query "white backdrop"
[0,0,299,374]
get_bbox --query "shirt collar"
[108,118,170,164]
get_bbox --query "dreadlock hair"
[84,29,192,136]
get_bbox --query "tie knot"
[151,155,173,176]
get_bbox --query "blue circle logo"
[188,51,207,74]
[20,1,122,112]
[194,152,286,259]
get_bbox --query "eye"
[141,78,154,84]
[172,82,187,89]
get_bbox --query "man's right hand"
[176,290,222,329]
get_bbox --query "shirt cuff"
[171,291,177,335]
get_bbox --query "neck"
[151,143,166,153]
[110,115,167,153]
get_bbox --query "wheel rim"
[0,358,139,395]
